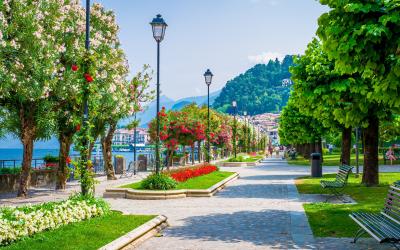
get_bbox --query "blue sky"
[95,0,328,100]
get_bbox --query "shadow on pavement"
[163,209,316,249]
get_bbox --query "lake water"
[0,149,59,160]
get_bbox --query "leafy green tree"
[0,0,79,197]
[317,0,396,185]
[53,3,126,189]
[279,99,325,159]
[290,39,358,165]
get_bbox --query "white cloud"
[248,51,284,64]
[195,87,201,95]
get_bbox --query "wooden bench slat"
[360,213,400,240]
[350,184,400,246]
[351,212,400,241]
[351,213,386,241]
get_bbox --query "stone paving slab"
[107,160,391,249]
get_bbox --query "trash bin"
[310,153,322,177]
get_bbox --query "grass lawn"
[295,172,400,237]
[121,171,235,190]
[224,155,264,163]
[287,152,400,166]
[2,211,155,250]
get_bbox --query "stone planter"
[104,172,239,200]
[99,215,168,250]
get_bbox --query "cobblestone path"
[107,159,391,249]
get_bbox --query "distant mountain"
[171,90,221,111]
[171,101,192,111]
[119,90,221,127]
[213,55,293,115]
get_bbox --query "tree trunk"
[315,139,323,163]
[191,145,195,165]
[56,133,73,190]
[17,106,36,198]
[101,123,117,180]
[18,132,34,197]
[182,146,186,166]
[168,149,173,168]
[303,143,311,159]
[362,115,379,186]
[88,141,95,160]
[198,141,202,163]
[341,127,352,165]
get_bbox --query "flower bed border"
[99,215,168,250]
[103,172,239,200]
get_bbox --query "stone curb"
[99,215,168,250]
[103,172,239,200]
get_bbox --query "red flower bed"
[170,165,218,182]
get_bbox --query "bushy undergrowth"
[228,156,246,162]
[0,167,21,175]
[140,173,177,190]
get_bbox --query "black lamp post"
[79,0,91,196]
[243,111,247,153]
[204,69,213,163]
[257,126,260,152]
[247,116,251,153]
[232,101,237,158]
[133,113,137,164]
[150,14,167,175]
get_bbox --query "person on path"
[328,144,333,154]
[386,147,397,165]
[268,146,273,158]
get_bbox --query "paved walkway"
[107,159,394,250]
[0,172,149,207]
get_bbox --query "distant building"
[112,128,149,147]
[250,113,280,145]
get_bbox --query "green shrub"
[43,155,59,163]
[0,167,21,175]
[228,156,245,162]
[141,173,177,190]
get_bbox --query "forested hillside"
[213,55,293,115]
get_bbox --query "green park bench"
[350,183,400,249]
[320,164,353,202]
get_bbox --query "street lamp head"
[204,69,213,86]
[150,14,167,42]
[232,101,237,107]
